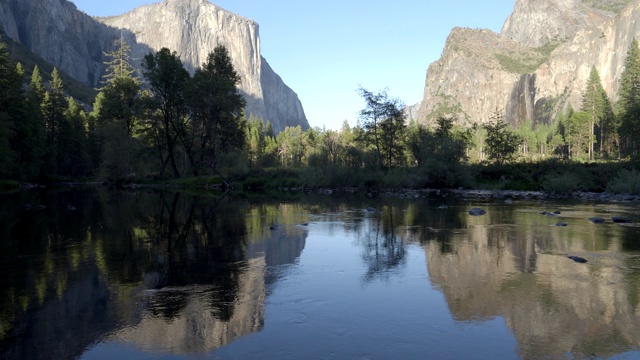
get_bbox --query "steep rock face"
[416,28,544,127]
[97,0,309,133]
[416,0,640,127]
[0,0,308,133]
[260,58,308,132]
[500,0,615,47]
[0,0,117,85]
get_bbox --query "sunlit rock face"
[114,258,267,354]
[112,226,307,354]
[0,0,308,133]
[416,0,639,128]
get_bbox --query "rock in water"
[612,216,632,223]
[555,222,568,227]
[468,208,486,216]
[567,255,588,263]
[589,217,606,224]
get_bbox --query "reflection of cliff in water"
[0,189,307,358]
[113,220,308,354]
[425,213,640,359]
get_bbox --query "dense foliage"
[1,38,639,193]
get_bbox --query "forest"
[1,38,640,194]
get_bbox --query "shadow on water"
[1,189,640,359]
[0,186,310,359]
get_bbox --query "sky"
[69,0,514,130]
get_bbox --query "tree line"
[0,39,246,182]
[1,38,639,186]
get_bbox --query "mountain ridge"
[0,0,308,133]
[414,0,640,127]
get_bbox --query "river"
[1,186,639,359]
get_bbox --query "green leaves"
[485,111,523,164]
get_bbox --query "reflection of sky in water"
[2,189,640,359]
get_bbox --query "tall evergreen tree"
[102,36,137,84]
[581,66,614,160]
[485,111,522,164]
[21,65,47,179]
[98,38,141,136]
[618,38,640,157]
[41,68,67,177]
[60,98,89,177]
[565,111,591,159]
[0,41,21,178]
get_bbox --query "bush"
[606,169,640,194]
[542,173,584,194]
[0,180,20,191]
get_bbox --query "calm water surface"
[1,187,640,359]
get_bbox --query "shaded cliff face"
[0,0,118,85]
[0,0,308,133]
[416,0,640,127]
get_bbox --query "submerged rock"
[612,216,633,223]
[589,217,606,224]
[468,208,487,216]
[555,223,568,227]
[567,255,588,263]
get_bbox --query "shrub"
[606,169,640,194]
[542,173,584,194]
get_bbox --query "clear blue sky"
[70,0,514,130]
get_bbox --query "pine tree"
[41,68,67,177]
[581,66,613,160]
[484,111,522,164]
[0,41,20,178]
[98,38,141,136]
[60,98,89,177]
[618,38,640,157]
[101,36,137,85]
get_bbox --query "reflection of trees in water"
[129,191,251,323]
[359,206,406,281]
[0,188,309,358]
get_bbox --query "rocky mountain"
[415,0,639,127]
[0,0,308,133]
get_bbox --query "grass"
[0,180,20,192]
[495,41,563,74]
[163,175,223,187]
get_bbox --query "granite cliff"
[415,0,639,127]
[0,0,308,133]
